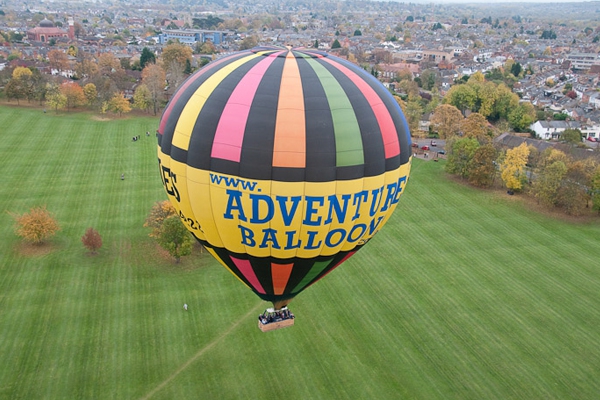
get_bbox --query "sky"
[386,0,599,3]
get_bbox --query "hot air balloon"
[157,46,412,331]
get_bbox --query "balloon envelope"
[157,46,412,308]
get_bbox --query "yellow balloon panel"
[172,162,411,259]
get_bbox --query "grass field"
[1,105,599,400]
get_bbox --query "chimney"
[68,17,74,40]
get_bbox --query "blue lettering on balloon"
[369,187,383,216]
[259,228,280,249]
[325,228,346,247]
[351,190,368,220]
[276,195,301,226]
[239,225,255,246]
[303,196,324,226]
[305,230,322,249]
[284,230,301,250]
[368,215,385,235]
[325,194,351,224]
[224,190,247,221]
[348,224,367,242]
[250,193,274,224]
[380,181,399,212]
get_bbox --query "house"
[529,119,600,141]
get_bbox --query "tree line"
[442,133,600,216]
[11,201,195,263]
[1,42,207,116]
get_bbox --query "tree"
[420,69,438,91]
[557,160,594,215]
[59,82,86,111]
[165,58,187,94]
[67,45,78,57]
[445,137,479,179]
[508,102,536,132]
[82,83,97,107]
[239,35,258,50]
[75,57,99,79]
[141,64,166,115]
[5,67,33,104]
[47,49,70,72]
[331,39,342,49]
[157,216,192,263]
[106,92,131,116]
[540,30,557,39]
[198,41,217,54]
[98,52,123,77]
[591,166,600,214]
[144,200,177,238]
[45,83,67,112]
[161,43,193,70]
[3,79,20,104]
[140,47,156,69]
[561,128,582,144]
[510,62,522,77]
[532,160,567,208]
[500,143,530,193]
[460,112,489,141]
[468,144,497,188]
[73,22,85,39]
[81,227,102,254]
[133,84,152,113]
[444,83,476,115]
[565,90,577,99]
[473,81,498,118]
[12,66,32,81]
[404,98,423,135]
[491,84,520,121]
[430,104,463,139]
[12,206,60,245]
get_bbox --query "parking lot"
[411,138,446,160]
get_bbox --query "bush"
[81,227,102,254]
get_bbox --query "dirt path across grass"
[139,304,263,400]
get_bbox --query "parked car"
[430,140,437,146]
[587,137,597,142]
[421,145,430,151]
[437,150,446,155]
[411,142,419,148]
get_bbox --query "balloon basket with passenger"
[258,306,295,332]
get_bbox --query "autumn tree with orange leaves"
[59,82,86,111]
[144,200,177,238]
[12,206,60,245]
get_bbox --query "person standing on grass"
[184,303,188,311]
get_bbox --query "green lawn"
[1,105,599,399]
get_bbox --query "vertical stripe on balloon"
[321,57,400,159]
[306,251,356,289]
[205,247,250,288]
[174,53,260,152]
[159,53,241,135]
[303,56,364,167]
[230,256,266,294]
[271,263,294,295]
[291,259,332,294]
[272,51,306,168]
[211,52,282,162]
